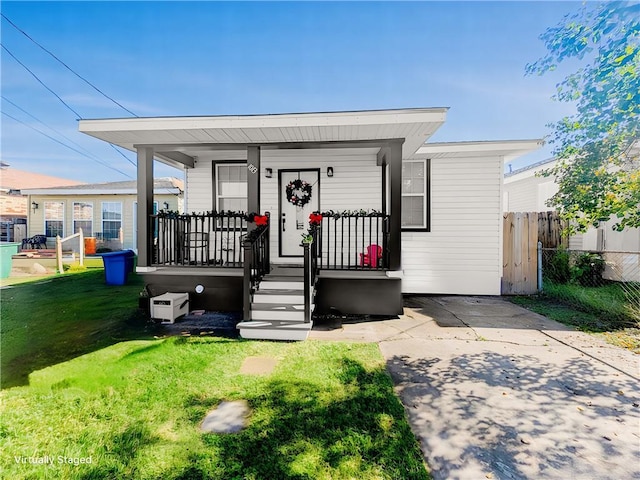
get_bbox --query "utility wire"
[1,13,138,117]
[1,44,82,119]
[2,94,136,168]
[3,111,133,179]
[2,45,138,168]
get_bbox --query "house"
[79,108,542,340]
[21,178,183,252]
[503,158,640,253]
[0,162,84,242]
[504,158,640,283]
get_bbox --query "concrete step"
[237,320,312,341]
[250,302,314,321]
[268,266,303,277]
[260,276,303,290]
[253,289,303,304]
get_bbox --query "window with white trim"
[215,163,247,212]
[101,202,122,240]
[401,159,430,230]
[73,202,93,236]
[44,201,64,237]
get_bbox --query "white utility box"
[151,292,189,324]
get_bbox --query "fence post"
[56,235,63,274]
[79,228,84,266]
[537,241,543,293]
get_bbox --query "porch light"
[327,167,334,177]
[195,284,205,294]
[31,201,39,212]
[265,168,273,178]
[163,201,169,210]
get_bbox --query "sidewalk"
[311,296,640,480]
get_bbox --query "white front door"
[279,169,320,257]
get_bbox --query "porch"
[142,210,402,340]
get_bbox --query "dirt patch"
[240,356,278,375]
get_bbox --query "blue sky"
[1,1,583,184]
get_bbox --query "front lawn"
[1,269,149,388]
[1,338,430,480]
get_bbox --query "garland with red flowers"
[285,179,312,207]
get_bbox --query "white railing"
[55,228,85,273]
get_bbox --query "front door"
[279,169,320,257]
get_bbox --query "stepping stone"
[200,400,250,434]
[240,356,278,375]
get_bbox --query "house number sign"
[247,164,258,174]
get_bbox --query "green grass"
[1,269,150,388]
[1,272,429,479]
[0,338,430,480]
[511,280,640,353]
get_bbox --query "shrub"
[544,248,572,284]
[573,252,605,287]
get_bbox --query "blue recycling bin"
[100,250,136,285]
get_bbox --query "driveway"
[310,296,640,480]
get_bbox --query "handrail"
[56,228,84,273]
[302,226,319,323]
[242,219,270,320]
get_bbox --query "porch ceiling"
[79,108,448,167]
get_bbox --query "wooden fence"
[502,211,567,295]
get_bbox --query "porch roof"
[79,108,449,168]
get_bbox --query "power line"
[1,14,138,117]
[2,94,136,168]
[1,44,82,119]
[2,111,133,179]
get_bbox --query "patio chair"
[359,244,382,268]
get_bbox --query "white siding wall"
[402,155,503,295]
[184,149,381,263]
[185,158,214,213]
[503,175,558,212]
[261,149,380,262]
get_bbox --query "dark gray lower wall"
[314,277,403,316]
[143,273,243,312]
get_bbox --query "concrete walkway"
[310,296,640,480]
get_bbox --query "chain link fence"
[541,248,640,326]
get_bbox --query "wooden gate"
[502,212,538,294]
[502,211,567,295]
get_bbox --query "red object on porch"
[360,244,382,267]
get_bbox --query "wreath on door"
[285,179,312,207]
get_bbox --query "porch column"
[136,146,154,268]
[247,145,261,232]
[388,140,403,270]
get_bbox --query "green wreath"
[285,179,312,207]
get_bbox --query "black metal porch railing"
[151,211,248,267]
[243,222,271,320]
[316,211,390,270]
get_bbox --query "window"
[216,164,247,212]
[401,159,430,230]
[101,202,122,239]
[73,202,93,236]
[44,201,64,237]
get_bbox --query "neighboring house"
[503,158,640,253]
[80,108,541,339]
[21,178,184,251]
[0,162,84,241]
